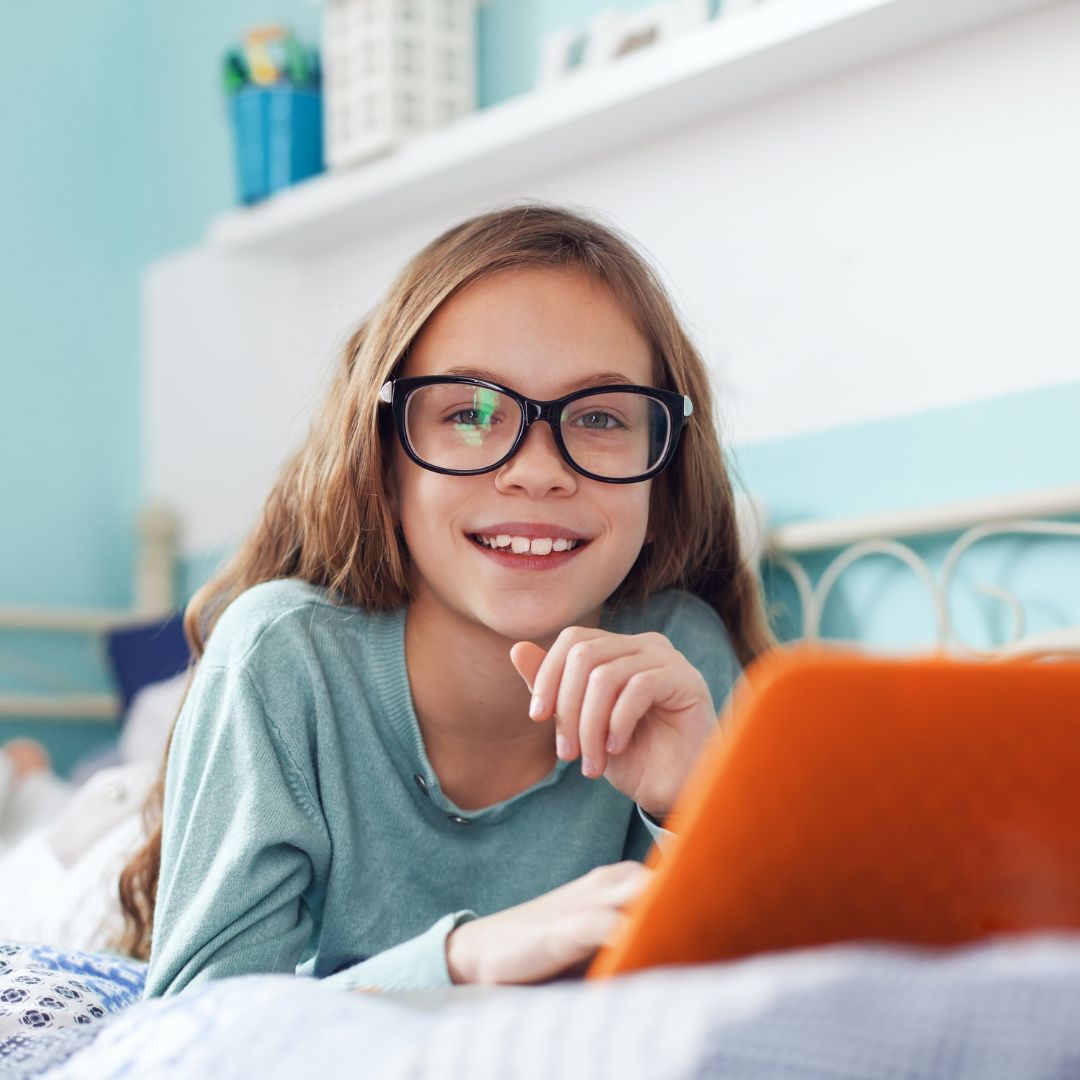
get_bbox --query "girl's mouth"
[467,533,590,570]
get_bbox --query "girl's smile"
[466,531,590,570]
[466,519,592,568]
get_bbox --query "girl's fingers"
[531,630,607,722]
[547,634,647,760]
[524,629,677,769]
[577,656,665,777]
[607,665,707,760]
[607,668,671,760]
[509,641,546,696]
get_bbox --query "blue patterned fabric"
[0,940,146,1076]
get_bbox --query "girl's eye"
[446,408,501,427]
[570,410,625,431]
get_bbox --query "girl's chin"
[476,599,602,645]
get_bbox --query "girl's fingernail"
[556,734,571,760]
[582,756,596,778]
[529,694,544,720]
[606,734,619,754]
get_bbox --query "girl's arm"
[145,662,332,997]
[146,660,480,996]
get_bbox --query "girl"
[115,202,774,994]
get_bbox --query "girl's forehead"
[402,268,656,387]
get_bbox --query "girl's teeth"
[472,534,581,555]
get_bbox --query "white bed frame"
[0,503,181,719]
[764,482,1080,660]
[0,485,1077,722]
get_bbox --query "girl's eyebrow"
[440,366,635,392]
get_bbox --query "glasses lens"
[404,383,520,471]
[559,392,671,479]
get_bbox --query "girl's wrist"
[641,719,716,825]
[445,921,476,985]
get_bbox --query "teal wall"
[0,2,319,775]
[2,0,143,774]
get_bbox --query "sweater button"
[413,773,429,796]
[447,814,471,825]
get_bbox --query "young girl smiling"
[117,203,774,993]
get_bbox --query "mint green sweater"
[143,579,741,997]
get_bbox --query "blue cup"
[231,85,324,205]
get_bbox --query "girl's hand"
[446,861,653,985]
[509,629,718,819]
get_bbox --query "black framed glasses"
[379,375,692,484]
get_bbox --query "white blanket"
[18,935,1080,1079]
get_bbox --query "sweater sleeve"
[637,804,676,853]
[144,663,331,998]
[320,910,480,991]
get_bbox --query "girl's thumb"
[509,641,546,694]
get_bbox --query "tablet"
[588,646,1080,979]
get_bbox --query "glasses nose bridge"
[511,396,573,478]
[522,397,565,429]
[520,397,560,433]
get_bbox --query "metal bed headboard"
[764,483,1080,660]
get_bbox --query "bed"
[2,486,1079,1078]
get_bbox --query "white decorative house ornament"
[321,0,478,170]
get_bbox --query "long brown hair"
[113,201,775,960]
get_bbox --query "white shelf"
[209,0,1057,259]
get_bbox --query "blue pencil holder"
[231,85,324,205]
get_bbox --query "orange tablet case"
[587,646,1080,979]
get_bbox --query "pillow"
[0,939,145,1042]
[104,613,191,716]
[69,615,192,785]
[118,672,189,767]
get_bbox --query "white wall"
[145,0,1080,555]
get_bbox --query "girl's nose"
[493,420,577,497]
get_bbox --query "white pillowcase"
[0,671,188,954]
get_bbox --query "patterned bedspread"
[4,935,1080,1078]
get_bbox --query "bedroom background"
[2,0,1078,777]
